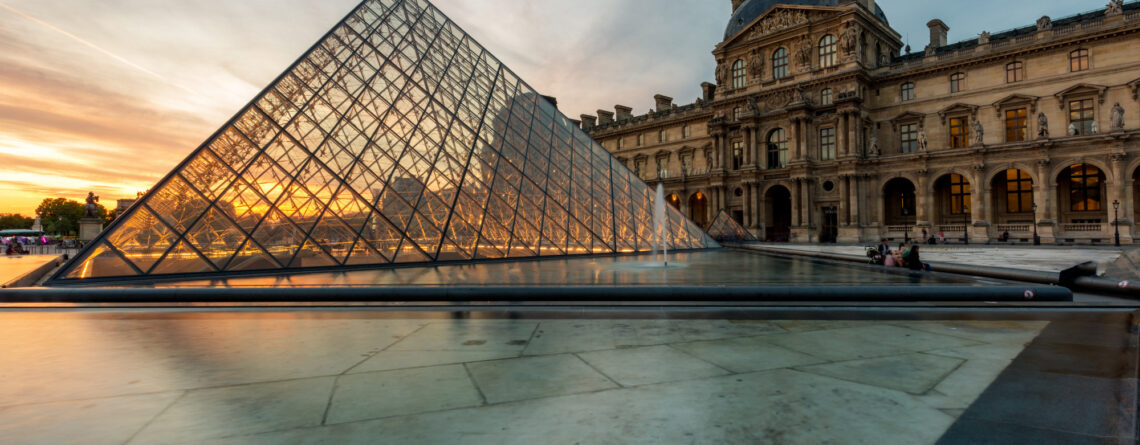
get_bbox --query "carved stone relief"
[746,10,810,41]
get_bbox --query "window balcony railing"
[1062,223,1104,233]
[936,224,966,233]
[995,224,1032,233]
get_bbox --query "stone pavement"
[759,243,1128,276]
[1106,248,1140,279]
[0,311,1049,445]
[0,255,59,287]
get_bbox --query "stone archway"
[666,193,681,210]
[1056,163,1108,225]
[688,192,709,227]
[990,169,1035,234]
[882,178,917,226]
[764,185,792,242]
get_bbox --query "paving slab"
[577,345,730,386]
[671,336,827,373]
[327,364,482,425]
[0,392,181,445]
[797,353,965,394]
[465,354,617,404]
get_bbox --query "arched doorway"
[882,178,917,226]
[933,173,972,228]
[990,169,1034,235]
[666,193,681,210]
[689,192,709,227]
[1057,163,1107,226]
[764,186,792,242]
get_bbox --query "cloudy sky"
[0,0,1114,215]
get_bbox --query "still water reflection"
[140,250,975,288]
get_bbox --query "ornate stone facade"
[585,0,1140,245]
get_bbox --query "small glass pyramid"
[705,210,757,243]
[51,0,716,283]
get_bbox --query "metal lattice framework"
[51,0,716,283]
[705,210,757,243]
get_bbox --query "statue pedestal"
[79,218,103,242]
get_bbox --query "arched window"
[900,82,915,101]
[1006,61,1024,83]
[767,129,788,168]
[950,72,966,93]
[732,59,746,89]
[772,48,789,79]
[948,174,971,215]
[819,35,837,68]
[1005,169,1034,213]
[820,88,833,106]
[1070,49,1089,72]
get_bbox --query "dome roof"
[725,0,889,40]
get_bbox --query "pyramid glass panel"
[705,210,758,243]
[50,0,717,283]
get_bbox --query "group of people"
[868,239,926,271]
[4,240,28,256]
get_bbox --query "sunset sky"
[0,0,1112,215]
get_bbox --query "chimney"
[856,0,875,13]
[654,94,674,112]
[597,110,614,125]
[615,105,633,121]
[580,114,597,130]
[927,19,949,49]
[731,0,744,13]
[701,82,716,102]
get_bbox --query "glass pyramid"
[51,0,716,283]
[705,210,757,243]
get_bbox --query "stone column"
[915,172,931,227]
[749,126,759,167]
[789,118,801,162]
[755,185,767,236]
[743,183,753,227]
[791,180,802,227]
[838,175,850,226]
[850,175,862,227]
[801,180,812,228]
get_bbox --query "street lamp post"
[1113,200,1121,247]
[1032,203,1041,245]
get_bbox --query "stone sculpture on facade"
[840,24,859,56]
[1111,102,1126,130]
[748,49,764,79]
[1037,112,1050,139]
[747,96,761,114]
[978,31,990,44]
[715,61,729,86]
[918,130,929,152]
[1037,16,1052,31]
[1068,122,1079,136]
[972,118,984,146]
[1092,120,1100,134]
[867,136,880,158]
[746,9,809,40]
[795,36,812,68]
[1107,0,1124,16]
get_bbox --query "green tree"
[0,214,33,231]
[35,198,105,236]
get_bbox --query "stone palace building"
[581,0,1140,244]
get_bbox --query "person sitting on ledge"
[903,243,924,271]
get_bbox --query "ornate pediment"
[1053,83,1107,108]
[937,103,979,125]
[991,94,1039,117]
[725,6,839,47]
[890,112,927,131]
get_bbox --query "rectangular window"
[682,125,691,139]
[1004,108,1028,142]
[899,123,918,153]
[1069,99,1094,135]
[1006,62,1024,83]
[732,140,744,170]
[900,83,915,101]
[949,117,969,148]
[681,154,692,175]
[1006,169,1034,213]
[819,128,835,161]
[658,130,667,143]
[637,134,644,146]
[1070,49,1090,72]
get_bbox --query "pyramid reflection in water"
[52,0,716,282]
[705,210,757,243]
